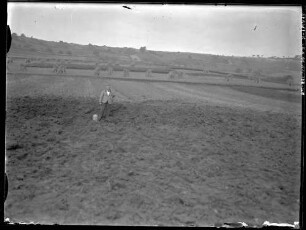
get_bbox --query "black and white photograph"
[5,3,302,226]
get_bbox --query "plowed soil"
[5,74,301,226]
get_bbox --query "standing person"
[99,86,115,120]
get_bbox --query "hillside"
[8,33,302,82]
[5,33,301,226]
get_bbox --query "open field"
[7,62,300,91]
[5,69,301,226]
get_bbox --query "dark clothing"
[99,102,110,120]
[99,90,114,104]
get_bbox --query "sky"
[7,3,302,57]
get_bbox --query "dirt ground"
[5,74,301,226]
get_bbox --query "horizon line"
[11,32,302,59]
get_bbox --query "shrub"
[140,46,146,53]
[253,69,262,76]
[285,75,294,86]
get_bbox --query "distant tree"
[235,67,242,73]
[58,50,63,54]
[225,73,233,82]
[66,50,72,55]
[146,69,152,77]
[248,69,262,84]
[30,47,36,52]
[253,69,262,77]
[285,75,294,86]
[21,33,26,37]
[140,46,146,53]
[294,55,301,60]
[88,43,94,50]
[12,33,17,36]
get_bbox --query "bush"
[26,62,171,73]
[66,50,72,55]
[253,69,262,76]
[88,43,94,49]
[140,46,146,53]
[235,67,242,73]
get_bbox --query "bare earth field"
[5,73,301,226]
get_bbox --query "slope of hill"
[8,33,302,83]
